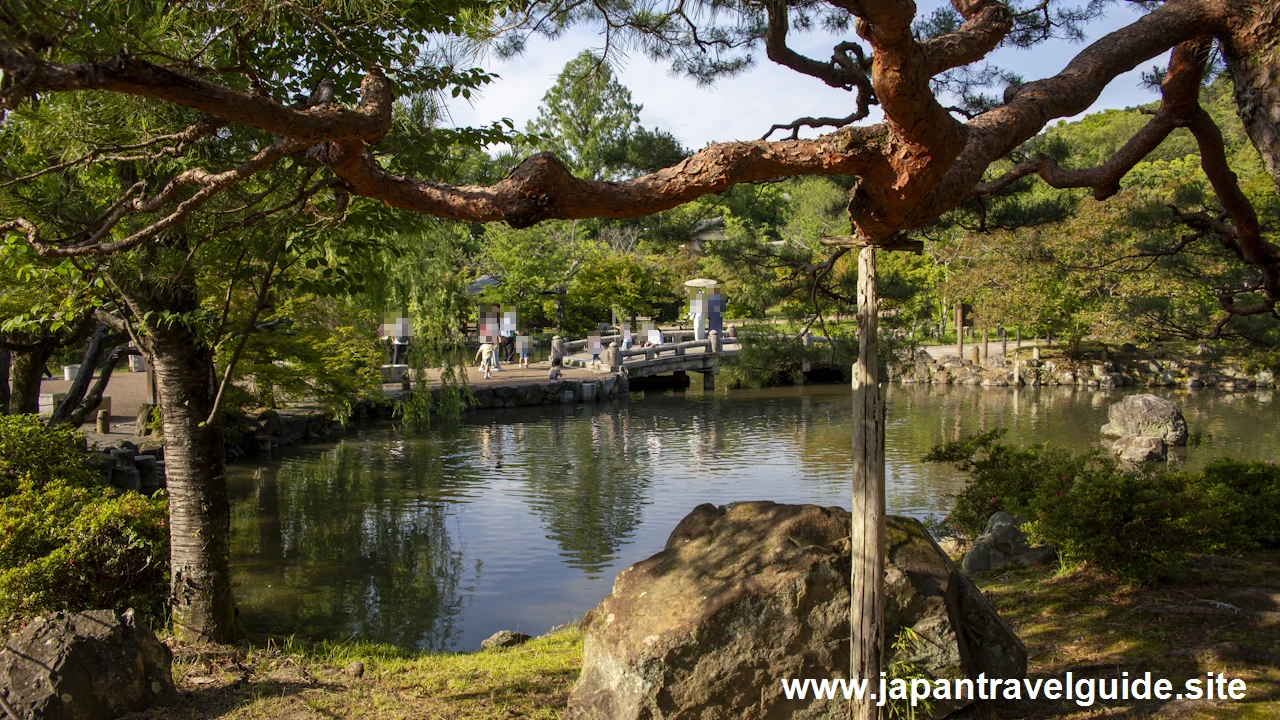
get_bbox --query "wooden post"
[1001,328,1008,358]
[1016,327,1022,349]
[970,346,981,365]
[818,234,919,720]
[851,247,885,720]
[1014,350,1021,385]
[982,327,989,361]
[955,302,964,359]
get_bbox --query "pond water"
[227,383,1280,651]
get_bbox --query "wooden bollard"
[1014,350,1021,385]
[96,409,110,434]
[970,346,981,365]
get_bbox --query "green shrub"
[720,327,856,388]
[0,418,169,631]
[927,432,1280,582]
[0,414,97,497]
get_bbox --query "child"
[517,335,531,368]
[475,342,495,379]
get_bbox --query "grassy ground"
[128,628,583,720]
[963,550,1280,719]
[125,552,1279,719]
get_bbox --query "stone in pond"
[1100,394,1188,446]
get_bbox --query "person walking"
[475,341,495,379]
[517,335,531,368]
[621,322,633,350]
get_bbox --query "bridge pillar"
[702,371,715,392]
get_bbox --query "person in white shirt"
[474,342,495,379]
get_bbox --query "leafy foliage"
[0,416,169,630]
[927,432,1280,582]
[0,415,96,497]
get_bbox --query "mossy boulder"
[564,501,1025,720]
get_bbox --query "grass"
[127,628,584,720]
[963,549,1280,719]
[123,551,1280,719]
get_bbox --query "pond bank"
[128,548,1280,719]
[894,347,1275,391]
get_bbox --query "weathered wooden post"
[982,327,989,361]
[823,234,921,720]
[1001,328,1008,358]
[954,302,964,359]
[1014,349,1021,386]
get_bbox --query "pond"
[227,383,1280,651]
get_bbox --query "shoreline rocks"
[962,512,1056,573]
[894,349,1273,392]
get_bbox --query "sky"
[444,0,1161,150]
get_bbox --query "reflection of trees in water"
[230,436,481,650]
[515,410,652,576]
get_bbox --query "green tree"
[523,51,684,181]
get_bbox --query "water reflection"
[228,383,1280,650]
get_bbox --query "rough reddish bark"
[1222,0,1280,194]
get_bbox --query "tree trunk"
[0,348,9,415]
[8,346,51,415]
[850,247,886,720]
[50,323,122,426]
[65,347,125,429]
[151,325,238,643]
[1225,1,1280,194]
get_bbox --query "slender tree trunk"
[8,347,51,414]
[151,325,237,643]
[850,247,886,720]
[65,348,124,428]
[0,348,10,415]
[50,323,122,426]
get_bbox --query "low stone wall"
[86,442,167,495]
[894,351,1274,391]
[92,374,630,490]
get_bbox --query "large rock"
[1100,394,1188,446]
[962,512,1056,573]
[564,502,1025,720]
[1113,434,1167,463]
[0,609,178,719]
